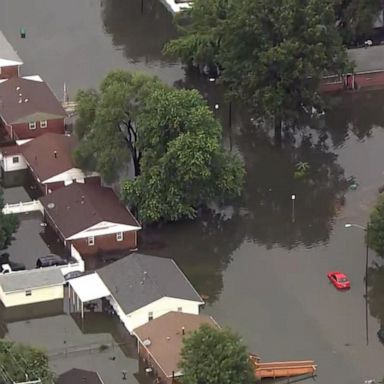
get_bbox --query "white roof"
[0,31,23,67]
[69,273,111,302]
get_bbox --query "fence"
[2,200,43,215]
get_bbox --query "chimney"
[182,326,185,335]
[54,151,57,158]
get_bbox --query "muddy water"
[1,0,384,383]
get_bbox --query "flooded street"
[1,0,384,383]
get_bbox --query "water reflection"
[102,0,178,62]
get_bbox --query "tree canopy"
[165,0,349,139]
[0,340,54,384]
[367,193,384,256]
[180,324,254,384]
[74,70,244,223]
[0,190,18,250]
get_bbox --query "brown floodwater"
[1,0,384,383]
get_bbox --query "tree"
[180,324,254,384]
[367,193,384,256]
[165,0,349,141]
[0,189,18,250]
[74,70,244,223]
[334,0,382,45]
[0,340,54,384]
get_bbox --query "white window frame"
[25,290,32,296]
[116,232,123,242]
[29,121,36,130]
[87,236,95,246]
[12,156,19,164]
[40,120,48,128]
[177,307,182,312]
[148,311,154,321]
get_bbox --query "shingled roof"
[0,76,66,124]
[21,133,78,182]
[0,31,23,67]
[40,183,141,239]
[57,369,104,384]
[97,253,203,314]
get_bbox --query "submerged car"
[36,254,67,268]
[327,271,350,289]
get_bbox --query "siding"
[0,285,64,307]
[10,118,65,140]
[0,155,27,172]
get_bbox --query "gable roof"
[0,76,66,124]
[40,183,141,239]
[57,368,104,384]
[134,312,218,378]
[0,268,64,293]
[97,253,203,314]
[348,45,384,73]
[21,133,78,182]
[0,31,23,67]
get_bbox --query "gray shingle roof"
[0,268,64,293]
[348,45,384,73]
[0,31,22,65]
[97,253,203,314]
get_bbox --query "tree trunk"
[132,152,141,177]
[274,115,282,146]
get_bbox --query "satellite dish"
[143,339,151,347]
[47,203,55,209]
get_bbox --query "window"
[40,120,47,128]
[148,311,153,321]
[25,290,32,296]
[116,232,123,242]
[12,156,19,164]
[177,307,182,312]
[29,122,36,130]
[87,236,95,246]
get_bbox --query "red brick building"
[134,312,219,384]
[40,183,141,256]
[20,132,100,194]
[0,76,66,140]
[0,31,23,79]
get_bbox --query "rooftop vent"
[54,151,57,158]
[143,339,151,347]
[16,86,20,91]
[24,98,29,103]
[18,99,22,104]
[47,203,55,209]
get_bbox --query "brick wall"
[0,65,19,79]
[11,118,65,139]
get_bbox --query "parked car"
[0,253,26,272]
[378,328,384,344]
[36,254,67,268]
[64,271,83,281]
[327,271,350,289]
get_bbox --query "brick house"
[134,312,219,384]
[40,183,141,256]
[0,76,66,140]
[0,31,23,79]
[20,132,100,194]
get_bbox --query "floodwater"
[1,0,384,383]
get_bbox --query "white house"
[68,253,204,333]
[0,145,27,172]
[0,268,65,307]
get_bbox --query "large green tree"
[0,190,18,250]
[165,0,349,141]
[367,193,384,256]
[74,70,244,223]
[0,340,54,384]
[180,324,254,384]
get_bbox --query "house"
[321,45,384,92]
[0,144,27,173]
[97,253,204,332]
[57,369,104,384]
[0,75,66,140]
[20,133,100,194]
[0,31,23,79]
[134,311,218,384]
[40,183,141,256]
[0,268,64,307]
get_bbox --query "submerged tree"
[367,193,384,256]
[74,70,244,223]
[0,189,18,249]
[180,325,254,384]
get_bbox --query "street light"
[291,194,296,223]
[345,222,370,346]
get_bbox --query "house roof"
[134,312,218,378]
[348,45,384,73]
[0,268,64,293]
[57,368,104,384]
[0,31,23,67]
[97,253,203,314]
[0,76,66,124]
[40,183,141,239]
[0,144,22,156]
[21,133,78,182]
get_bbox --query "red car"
[327,271,350,289]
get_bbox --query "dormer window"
[40,120,47,128]
[29,122,36,130]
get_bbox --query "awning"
[69,273,110,303]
